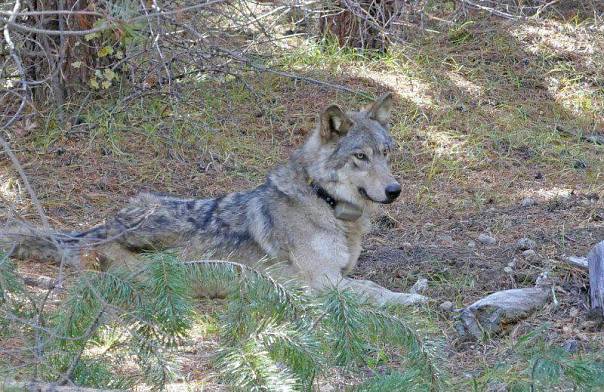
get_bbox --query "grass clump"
[465,325,604,391]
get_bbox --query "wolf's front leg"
[343,277,429,306]
[291,232,428,306]
[310,273,429,306]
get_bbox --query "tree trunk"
[318,0,404,51]
[20,0,101,104]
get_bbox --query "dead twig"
[1,1,229,36]
[459,0,523,20]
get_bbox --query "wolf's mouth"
[358,187,393,204]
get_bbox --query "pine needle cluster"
[2,251,442,390]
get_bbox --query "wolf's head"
[300,93,400,209]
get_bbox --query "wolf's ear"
[320,105,352,142]
[368,92,393,127]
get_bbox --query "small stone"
[507,259,517,268]
[516,237,536,251]
[467,240,476,248]
[463,370,480,379]
[478,233,497,245]
[562,339,579,353]
[503,266,513,274]
[423,222,435,231]
[410,278,428,294]
[521,197,536,207]
[486,381,508,392]
[535,271,551,286]
[439,301,454,312]
[522,249,537,259]
[564,255,588,269]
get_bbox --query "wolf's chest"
[336,218,369,272]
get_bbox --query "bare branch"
[2,0,229,36]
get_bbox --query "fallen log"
[588,241,604,318]
[455,273,551,340]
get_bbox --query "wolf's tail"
[0,221,119,266]
[2,192,207,265]
[1,225,81,266]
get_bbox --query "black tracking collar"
[308,178,363,221]
[310,181,337,209]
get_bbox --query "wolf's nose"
[385,183,401,201]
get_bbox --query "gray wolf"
[4,93,427,306]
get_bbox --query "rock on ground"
[521,197,536,207]
[562,339,579,353]
[439,301,455,312]
[522,249,537,259]
[516,237,536,250]
[478,233,497,245]
[564,255,588,269]
[410,278,428,294]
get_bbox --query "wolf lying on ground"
[4,93,427,306]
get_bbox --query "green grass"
[276,37,404,72]
[458,326,604,391]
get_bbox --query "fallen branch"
[1,0,228,36]
[588,241,604,318]
[459,0,523,20]
[455,273,552,340]
[167,18,371,97]
[562,255,589,270]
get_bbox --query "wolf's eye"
[383,149,389,157]
[354,152,368,161]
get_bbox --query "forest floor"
[1,13,604,391]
